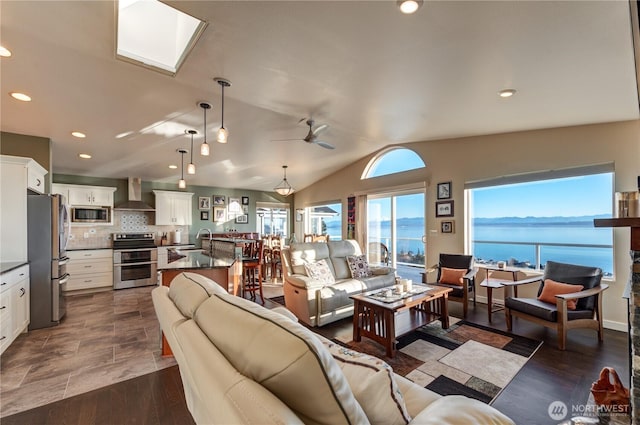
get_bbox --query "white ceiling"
[1,1,638,192]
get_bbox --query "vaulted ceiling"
[1,1,638,192]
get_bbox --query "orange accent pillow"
[439,267,467,286]
[537,279,584,310]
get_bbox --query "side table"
[478,265,519,323]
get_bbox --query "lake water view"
[329,217,614,275]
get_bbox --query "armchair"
[425,254,478,318]
[504,260,608,350]
[368,241,390,266]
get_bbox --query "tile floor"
[0,279,286,418]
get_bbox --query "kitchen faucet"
[195,228,213,249]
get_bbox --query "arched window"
[362,147,425,179]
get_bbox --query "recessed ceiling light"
[168,164,178,169]
[498,89,517,98]
[397,0,423,14]
[0,46,11,57]
[115,131,133,139]
[10,92,31,102]
[78,153,92,159]
[71,131,86,138]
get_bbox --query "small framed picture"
[437,181,452,200]
[213,206,226,222]
[436,200,454,217]
[441,220,454,234]
[200,211,209,220]
[235,214,248,224]
[198,196,211,210]
[296,208,304,222]
[242,205,249,214]
[213,195,225,205]
[242,196,249,205]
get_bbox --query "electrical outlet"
[83,232,89,239]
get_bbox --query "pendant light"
[177,149,187,188]
[186,129,197,174]
[214,78,231,144]
[199,102,211,156]
[274,165,294,196]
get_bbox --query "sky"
[472,173,613,218]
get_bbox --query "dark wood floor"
[3,300,629,425]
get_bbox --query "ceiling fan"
[273,118,335,150]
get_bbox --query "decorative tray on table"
[367,284,434,303]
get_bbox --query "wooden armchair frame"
[426,262,478,318]
[504,277,609,350]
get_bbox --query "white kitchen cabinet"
[153,190,193,225]
[65,185,116,207]
[0,264,30,355]
[65,249,113,291]
[0,155,48,263]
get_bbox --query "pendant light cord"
[221,84,225,128]
[190,133,194,164]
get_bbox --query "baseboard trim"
[472,295,627,332]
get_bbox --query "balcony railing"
[471,239,613,276]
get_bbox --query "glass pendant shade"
[177,148,187,189]
[186,129,197,175]
[217,127,228,144]
[178,179,186,189]
[274,165,294,196]
[200,141,210,156]
[187,163,195,174]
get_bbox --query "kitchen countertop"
[157,248,236,270]
[0,261,29,274]
[66,247,112,251]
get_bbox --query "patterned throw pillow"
[321,338,412,425]
[303,259,336,285]
[347,255,372,278]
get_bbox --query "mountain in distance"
[473,214,611,225]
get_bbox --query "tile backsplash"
[66,211,187,250]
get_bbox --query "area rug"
[335,318,542,404]
[268,295,286,306]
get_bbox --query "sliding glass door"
[367,192,425,271]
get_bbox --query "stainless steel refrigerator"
[27,193,70,329]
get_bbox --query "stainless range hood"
[114,177,155,211]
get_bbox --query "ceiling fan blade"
[315,140,335,150]
[313,123,328,136]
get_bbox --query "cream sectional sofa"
[282,240,396,326]
[152,272,515,425]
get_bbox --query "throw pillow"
[303,259,335,285]
[347,255,372,278]
[321,339,412,425]
[538,279,584,310]
[439,267,467,286]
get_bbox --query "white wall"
[293,119,640,330]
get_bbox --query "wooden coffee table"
[350,284,453,358]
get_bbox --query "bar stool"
[242,240,264,304]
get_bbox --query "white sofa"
[152,271,516,425]
[282,240,396,326]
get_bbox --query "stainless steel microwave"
[70,206,111,223]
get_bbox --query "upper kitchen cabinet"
[63,185,116,207]
[1,155,48,262]
[153,190,193,225]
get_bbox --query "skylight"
[116,0,207,76]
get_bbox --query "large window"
[467,171,614,277]
[305,202,341,240]
[256,203,289,238]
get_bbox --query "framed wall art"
[198,196,211,210]
[435,200,454,217]
[213,206,226,222]
[242,196,249,205]
[235,214,248,224]
[213,195,226,205]
[441,220,454,234]
[437,181,452,200]
[200,211,209,220]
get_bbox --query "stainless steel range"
[112,233,158,289]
